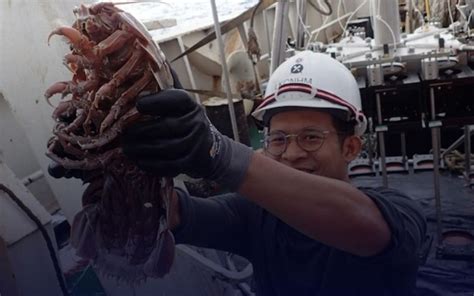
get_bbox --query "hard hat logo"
[291,64,304,74]
[277,77,313,87]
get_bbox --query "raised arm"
[122,90,423,258]
[240,153,390,257]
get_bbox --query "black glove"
[122,89,253,191]
[47,161,87,180]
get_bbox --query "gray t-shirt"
[173,186,427,296]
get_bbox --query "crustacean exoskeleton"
[45,2,176,284]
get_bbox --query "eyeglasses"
[263,128,338,157]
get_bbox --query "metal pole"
[464,125,472,182]
[270,0,290,74]
[429,87,443,244]
[370,0,401,47]
[405,0,412,33]
[210,0,240,142]
[263,9,273,55]
[376,93,388,187]
[295,0,307,50]
[401,132,407,165]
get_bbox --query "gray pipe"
[296,0,307,50]
[210,0,240,143]
[270,0,290,74]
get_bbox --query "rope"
[442,150,474,174]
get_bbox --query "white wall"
[0,0,93,223]
[0,94,57,212]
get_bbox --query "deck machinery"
[300,0,474,261]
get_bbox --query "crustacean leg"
[44,81,78,106]
[79,108,140,150]
[100,70,152,133]
[54,130,86,147]
[94,29,133,58]
[64,109,88,134]
[57,136,86,159]
[92,46,144,109]
[81,91,102,135]
[64,53,94,70]
[47,146,121,171]
[48,27,96,62]
[83,107,106,136]
[105,43,134,70]
[47,136,84,163]
[52,100,78,120]
[55,108,139,150]
[76,78,100,96]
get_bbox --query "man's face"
[266,110,359,181]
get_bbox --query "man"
[121,51,427,295]
[53,51,427,295]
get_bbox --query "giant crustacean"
[45,2,176,283]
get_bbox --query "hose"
[0,183,69,296]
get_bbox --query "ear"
[342,135,362,163]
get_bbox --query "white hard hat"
[252,51,367,136]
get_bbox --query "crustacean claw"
[48,27,96,63]
[48,26,84,46]
[44,81,77,107]
[100,71,152,134]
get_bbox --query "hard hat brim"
[252,97,350,121]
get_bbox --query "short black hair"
[330,114,355,145]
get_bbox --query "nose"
[281,137,308,162]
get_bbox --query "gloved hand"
[48,160,98,183]
[122,89,253,191]
[48,161,78,179]
[48,161,97,181]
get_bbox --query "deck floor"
[353,171,474,296]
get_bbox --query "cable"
[456,4,467,21]
[0,184,69,296]
[297,6,312,45]
[467,10,474,34]
[307,12,352,46]
[411,0,426,28]
[375,15,398,50]
[308,0,333,16]
[455,4,472,34]
[337,0,345,31]
[447,0,454,27]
